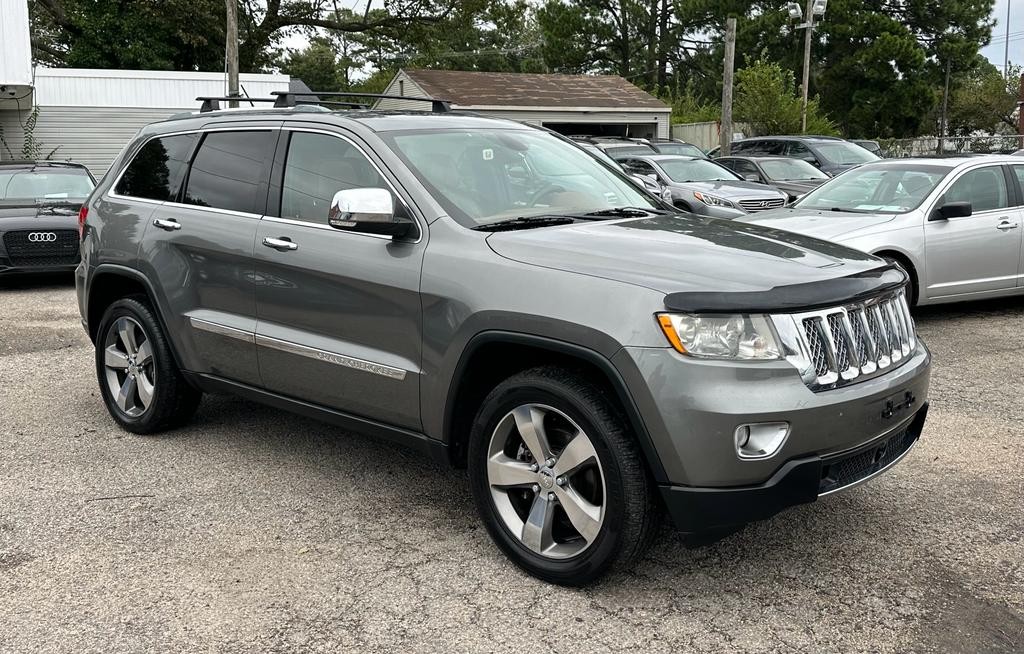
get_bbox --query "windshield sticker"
[482,148,494,161]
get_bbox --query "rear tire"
[468,366,659,586]
[95,297,201,434]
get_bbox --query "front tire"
[468,366,658,586]
[95,297,201,434]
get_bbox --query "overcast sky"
[283,0,1021,72]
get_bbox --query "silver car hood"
[738,207,897,240]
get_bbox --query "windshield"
[383,129,659,226]
[794,164,948,213]
[657,158,741,183]
[655,143,705,157]
[760,159,829,181]
[815,142,879,165]
[0,168,94,203]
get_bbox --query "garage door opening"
[542,123,658,140]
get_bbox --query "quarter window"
[182,131,276,214]
[944,167,1009,213]
[280,132,386,225]
[115,134,196,201]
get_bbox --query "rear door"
[136,126,278,386]
[1007,164,1024,288]
[924,164,1021,299]
[253,127,426,430]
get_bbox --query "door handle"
[996,221,1019,231]
[262,236,298,251]
[152,218,181,231]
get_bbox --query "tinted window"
[724,159,758,176]
[622,159,657,176]
[945,166,1009,213]
[1010,165,1024,204]
[115,134,196,201]
[281,132,386,224]
[786,142,812,158]
[183,131,275,213]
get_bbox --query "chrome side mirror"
[328,188,414,238]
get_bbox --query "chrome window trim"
[275,126,425,244]
[254,334,408,381]
[188,317,255,343]
[106,126,278,206]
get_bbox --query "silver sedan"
[739,156,1024,306]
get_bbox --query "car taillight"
[78,205,88,238]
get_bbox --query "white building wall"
[376,71,437,111]
[0,68,292,177]
[0,0,32,89]
[31,68,289,109]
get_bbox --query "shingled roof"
[401,69,668,110]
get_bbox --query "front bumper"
[659,404,928,532]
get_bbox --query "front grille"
[774,288,916,391]
[2,230,80,267]
[819,421,918,494]
[739,197,786,212]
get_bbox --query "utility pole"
[225,0,239,108]
[720,18,737,156]
[940,58,951,155]
[1005,0,1013,75]
[799,0,814,133]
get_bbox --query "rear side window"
[182,131,276,214]
[115,134,196,201]
[280,132,385,225]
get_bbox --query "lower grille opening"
[818,407,926,495]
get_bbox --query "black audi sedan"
[0,161,95,277]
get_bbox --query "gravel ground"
[1,276,1022,653]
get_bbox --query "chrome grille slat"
[774,289,916,392]
[739,198,786,212]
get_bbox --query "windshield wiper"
[582,206,667,217]
[472,215,577,232]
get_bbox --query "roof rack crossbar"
[271,90,451,113]
[196,96,279,113]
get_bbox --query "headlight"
[657,313,782,360]
[692,191,733,208]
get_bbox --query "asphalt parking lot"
[0,276,1022,653]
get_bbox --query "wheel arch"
[873,248,920,305]
[86,265,187,371]
[442,331,669,483]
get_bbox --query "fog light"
[734,422,790,460]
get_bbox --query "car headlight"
[692,191,734,208]
[656,313,782,360]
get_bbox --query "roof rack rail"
[195,95,367,113]
[270,90,451,113]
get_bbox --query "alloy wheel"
[102,316,156,418]
[486,403,606,559]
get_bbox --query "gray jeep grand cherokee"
[76,95,930,585]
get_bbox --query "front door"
[924,165,1022,299]
[136,128,278,386]
[253,128,425,430]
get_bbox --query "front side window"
[944,166,1009,213]
[280,132,386,225]
[182,131,276,213]
[115,134,196,201]
[0,167,94,203]
[792,163,948,213]
[382,128,658,227]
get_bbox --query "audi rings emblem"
[28,232,58,242]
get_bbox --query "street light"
[787,0,827,133]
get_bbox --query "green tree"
[733,57,837,136]
[278,38,344,91]
[948,64,1021,136]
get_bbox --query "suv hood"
[737,207,897,240]
[487,213,885,296]
[0,203,83,221]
